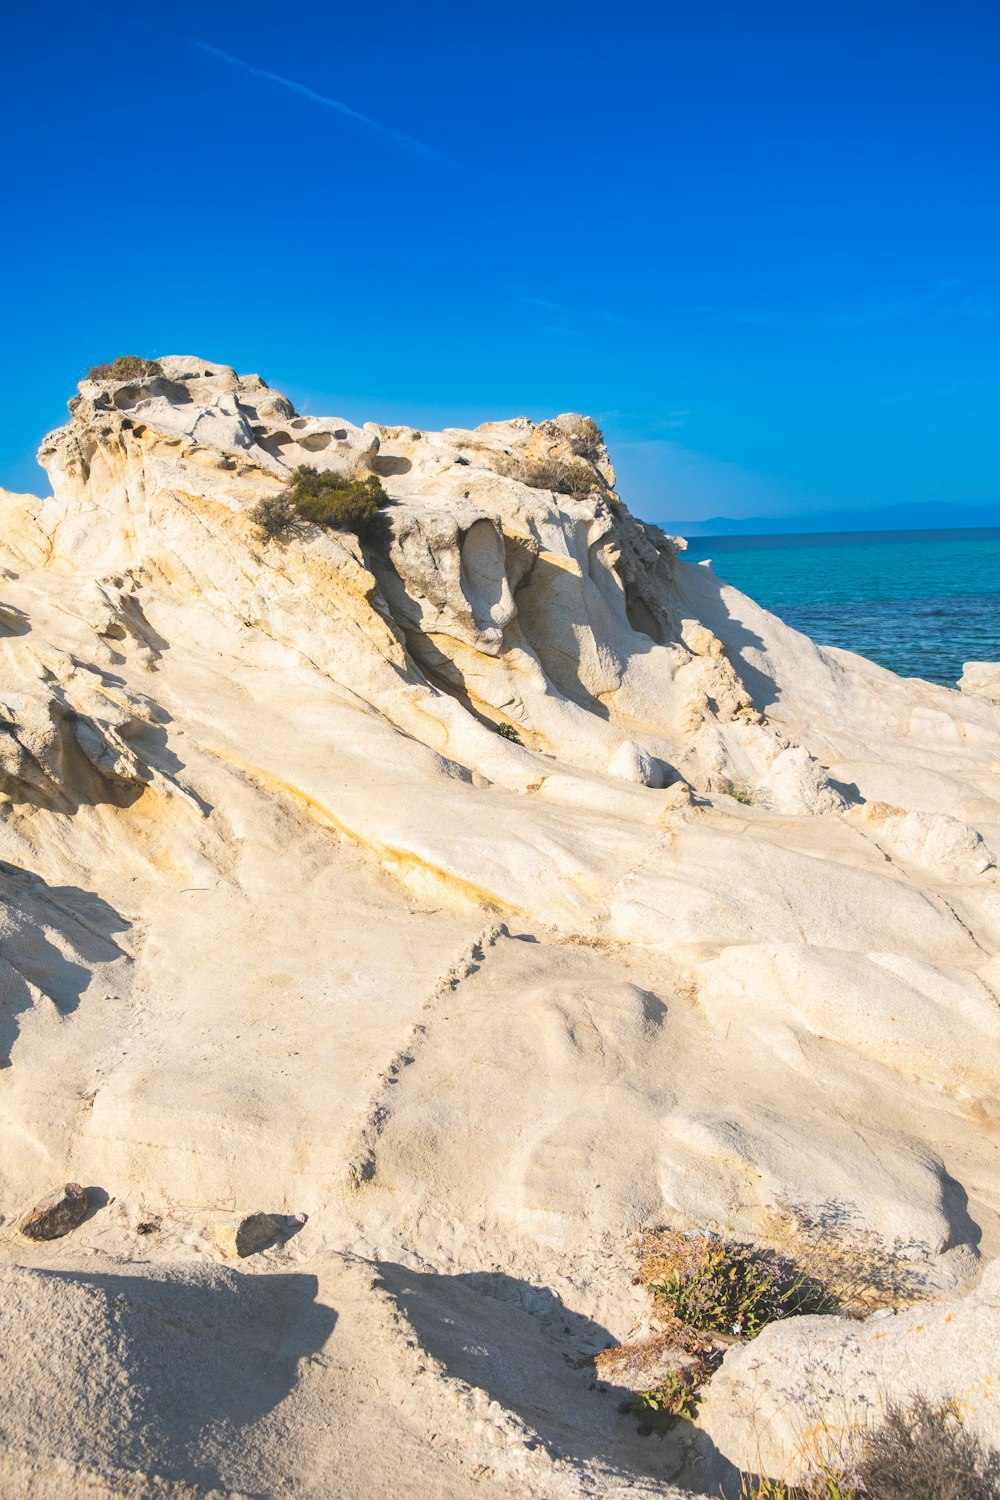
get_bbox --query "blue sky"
[2,0,997,523]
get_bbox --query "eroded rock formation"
[1,357,999,1497]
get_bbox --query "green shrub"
[87,356,163,381]
[252,465,390,545]
[286,465,389,541]
[640,1231,830,1337]
[496,722,523,744]
[250,494,298,542]
[628,1361,709,1426]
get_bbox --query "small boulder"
[608,740,664,788]
[959,661,1000,705]
[214,1211,281,1259]
[18,1183,89,1241]
[757,745,846,815]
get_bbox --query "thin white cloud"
[511,289,627,330]
[516,294,572,313]
[733,280,994,331]
[874,384,963,407]
[191,40,451,166]
[70,4,451,166]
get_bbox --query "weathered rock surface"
[17,1183,89,1240]
[696,1261,1000,1486]
[960,660,1000,704]
[0,356,999,1496]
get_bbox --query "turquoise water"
[680,528,1000,686]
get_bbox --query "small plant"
[250,493,298,542]
[639,1231,830,1337]
[628,1363,707,1424]
[735,1477,861,1500]
[722,779,755,805]
[87,355,163,381]
[251,465,390,545]
[287,464,389,539]
[496,722,523,744]
[568,416,605,461]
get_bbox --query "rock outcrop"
[960,660,1000,704]
[696,1260,1000,1485]
[1,357,999,1498]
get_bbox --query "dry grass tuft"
[493,452,604,496]
[87,355,163,382]
[855,1396,1000,1500]
[734,1396,1000,1499]
[567,416,605,460]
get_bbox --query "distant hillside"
[659,500,1000,537]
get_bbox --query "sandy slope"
[1,357,999,1496]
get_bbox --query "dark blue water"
[681,528,1000,686]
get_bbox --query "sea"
[679,528,1000,687]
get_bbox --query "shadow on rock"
[0,601,31,637]
[0,862,131,1062]
[673,559,778,712]
[0,1263,337,1493]
[376,1262,692,1485]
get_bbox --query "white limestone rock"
[1,355,1000,1499]
[960,660,1000,704]
[756,744,846,815]
[697,1263,1000,1485]
[607,740,664,787]
[859,801,996,879]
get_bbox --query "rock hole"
[626,593,663,643]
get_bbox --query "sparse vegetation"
[854,1396,1000,1500]
[494,453,603,497]
[722,778,756,805]
[770,1201,924,1317]
[251,464,390,545]
[496,722,523,744]
[87,356,163,381]
[733,1397,1000,1500]
[639,1230,831,1337]
[734,1476,860,1500]
[250,493,298,542]
[567,417,605,461]
[627,1362,708,1426]
[605,1213,928,1442]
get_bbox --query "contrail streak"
[192,40,450,166]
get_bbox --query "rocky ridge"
[1,357,999,1496]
